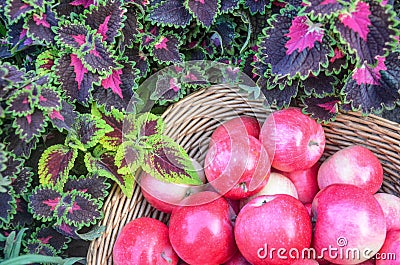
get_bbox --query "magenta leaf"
[285,16,325,55]
[302,72,336,96]
[81,35,118,73]
[56,22,90,50]
[152,34,183,64]
[101,69,123,99]
[186,0,219,27]
[25,6,58,44]
[120,4,141,48]
[244,0,272,14]
[49,100,78,132]
[5,0,34,23]
[84,0,124,44]
[259,78,299,108]
[303,0,347,18]
[28,186,62,221]
[70,0,94,8]
[6,91,33,116]
[63,174,110,201]
[343,53,400,113]
[14,109,46,141]
[335,0,396,64]
[258,8,331,78]
[37,88,61,111]
[55,53,100,105]
[38,144,78,188]
[302,95,340,122]
[338,1,371,41]
[148,0,192,27]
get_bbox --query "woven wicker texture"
[87,85,400,265]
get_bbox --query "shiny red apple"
[284,163,319,204]
[374,193,400,232]
[259,107,325,172]
[211,116,261,141]
[223,251,252,265]
[376,230,400,265]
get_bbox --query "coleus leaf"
[0,188,16,227]
[11,167,33,195]
[302,71,336,96]
[55,0,86,17]
[56,22,90,51]
[80,34,119,74]
[38,144,78,189]
[142,136,202,185]
[85,149,136,197]
[7,18,37,52]
[36,87,61,112]
[14,109,47,141]
[220,0,240,13]
[24,6,58,45]
[30,225,70,252]
[8,198,33,229]
[185,0,219,27]
[124,45,150,78]
[54,221,79,239]
[343,53,400,113]
[69,0,95,8]
[326,46,352,74]
[335,0,397,64]
[211,16,236,54]
[4,0,34,23]
[2,155,23,181]
[91,107,123,151]
[63,174,110,201]
[66,113,113,151]
[244,0,271,14]
[302,95,341,123]
[120,3,142,48]
[302,0,347,19]
[48,100,79,133]
[148,0,192,27]
[4,132,38,159]
[6,90,34,116]
[28,186,62,222]
[151,73,184,104]
[152,34,183,64]
[55,53,101,105]
[25,241,57,256]
[1,62,25,85]
[55,191,102,229]
[84,0,124,44]
[259,77,299,108]
[258,8,332,78]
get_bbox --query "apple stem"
[240,182,248,193]
[308,140,319,147]
[161,251,173,263]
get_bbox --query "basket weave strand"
[87,85,400,265]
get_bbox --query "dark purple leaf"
[70,0,95,8]
[151,73,183,103]
[148,0,192,27]
[343,53,400,113]
[56,53,100,105]
[152,34,183,64]
[326,46,351,74]
[14,109,47,141]
[120,4,141,48]
[220,0,240,13]
[25,6,58,44]
[2,63,25,84]
[212,17,236,52]
[11,167,33,194]
[143,137,202,185]
[84,0,124,44]
[28,186,61,221]
[240,50,258,82]
[303,72,336,96]
[258,10,331,78]
[26,241,57,256]
[244,0,272,14]
[335,0,396,64]
[124,46,150,78]
[64,174,110,200]
[38,144,77,187]
[259,77,299,108]
[56,192,102,228]
[5,134,38,159]
[7,18,36,52]
[37,88,61,111]
[33,225,70,251]
[0,190,16,226]
[54,221,79,239]
[56,23,90,50]
[249,13,270,44]
[81,35,118,73]
[2,155,23,179]
[302,95,340,122]
[5,0,34,23]
[8,198,33,229]
[303,0,346,18]
[6,91,33,116]
[186,0,219,27]
[55,0,85,17]
[49,100,78,132]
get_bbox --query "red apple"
[140,159,206,213]
[240,172,298,208]
[284,163,319,204]
[317,145,383,194]
[113,217,179,265]
[374,193,400,232]
[312,184,386,264]
[292,259,319,264]
[205,133,271,200]
[259,107,325,172]
[376,230,400,265]
[304,203,312,217]
[169,191,237,264]
[223,251,252,265]
[235,194,312,265]
[211,116,261,141]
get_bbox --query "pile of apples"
[113,108,400,265]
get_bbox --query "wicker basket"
[87,84,400,265]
